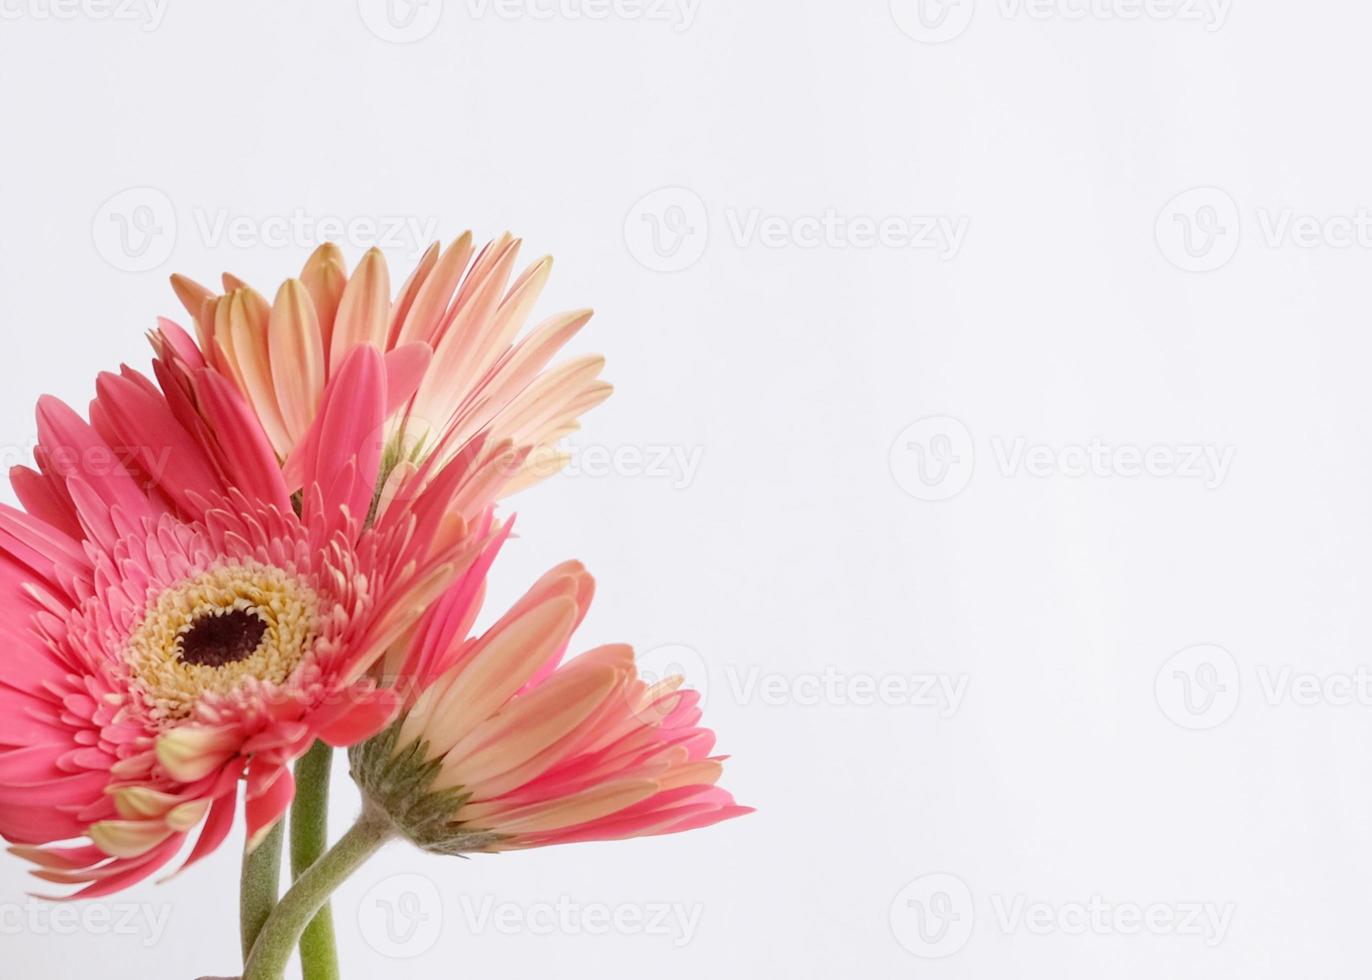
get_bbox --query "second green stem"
[243,813,392,980]
[291,741,338,980]
[240,821,284,963]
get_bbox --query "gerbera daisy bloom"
[351,560,751,854]
[163,235,612,502]
[0,345,508,897]
[242,557,747,978]
[0,234,744,980]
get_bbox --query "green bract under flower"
[349,723,510,856]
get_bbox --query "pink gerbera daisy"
[0,345,506,897]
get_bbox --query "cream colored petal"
[387,241,439,344]
[112,786,183,820]
[487,356,608,446]
[330,247,391,370]
[155,726,238,781]
[268,278,327,441]
[469,778,658,835]
[419,596,579,760]
[188,292,220,362]
[394,233,475,347]
[437,663,620,793]
[89,820,175,859]
[410,239,520,425]
[229,288,292,454]
[450,233,518,319]
[465,255,554,377]
[166,799,211,832]
[448,444,528,518]
[501,450,571,496]
[213,293,246,388]
[443,307,596,451]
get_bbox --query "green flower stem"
[240,821,285,963]
[291,741,338,980]
[243,813,393,980]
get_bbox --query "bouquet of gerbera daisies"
[0,237,748,979]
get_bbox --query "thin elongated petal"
[223,288,291,454]
[393,232,474,347]
[330,247,391,369]
[300,243,347,359]
[268,278,327,441]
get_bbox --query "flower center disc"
[178,609,269,668]
[124,560,321,725]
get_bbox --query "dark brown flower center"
[178,608,269,668]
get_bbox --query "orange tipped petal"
[169,273,215,325]
[300,242,347,358]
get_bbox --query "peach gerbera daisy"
[164,236,612,501]
[245,556,748,974]
[352,560,750,854]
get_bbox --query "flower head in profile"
[351,561,750,854]
[0,343,507,897]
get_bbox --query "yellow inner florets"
[126,561,320,724]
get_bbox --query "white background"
[2,0,1371,976]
